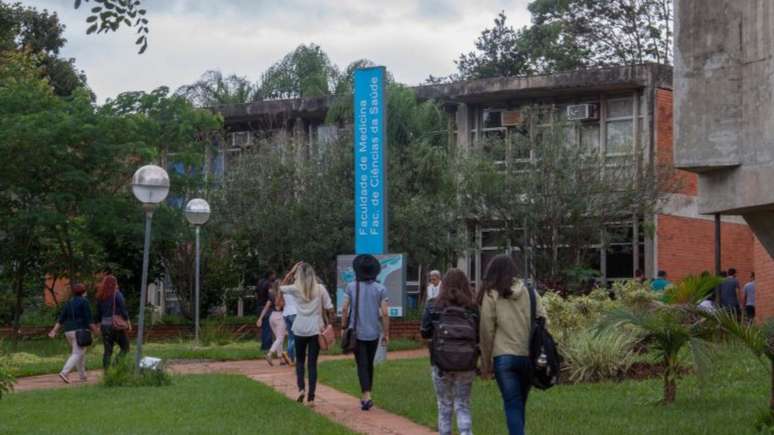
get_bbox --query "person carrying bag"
[48,284,94,384]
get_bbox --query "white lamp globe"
[184,198,211,226]
[132,165,170,205]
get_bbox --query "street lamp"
[131,165,170,369]
[184,198,210,343]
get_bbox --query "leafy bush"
[562,328,639,383]
[199,320,236,346]
[610,280,658,308]
[102,357,171,388]
[0,342,16,399]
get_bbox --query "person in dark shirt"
[95,275,131,369]
[718,268,742,318]
[48,284,95,384]
[256,271,277,351]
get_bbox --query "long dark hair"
[477,254,519,305]
[436,268,475,309]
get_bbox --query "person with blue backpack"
[421,268,479,435]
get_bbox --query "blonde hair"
[296,263,317,301]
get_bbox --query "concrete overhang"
[415,64,673,104]
[212,96,336,126]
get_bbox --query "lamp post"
[131,165,170,369]
[184,198,210,343]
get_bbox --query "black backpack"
[431,306,478,372]
[527,286,561,390]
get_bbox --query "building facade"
[215,63,763,314]
[675,0,774,321]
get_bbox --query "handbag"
[340,281,360,354]
[69,300,93,347]
[111,292,129,331]
[318,289,336,350]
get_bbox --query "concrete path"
[12,348,434,435]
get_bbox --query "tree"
[0,51,142,347]
[0,1,89,96]
[456,12,533,80]
[73,0,149,54]
[102,87,223,318]
[259,44,339,99]
[528,0,673,67]
[456,2,673,80]
[175,70,261,107]
[600,274,722,404]
[457,106,673,289]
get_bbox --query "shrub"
[199,320,236,346]
[102,358,172,388]
[562,329,639,383]
[0,343,16,399]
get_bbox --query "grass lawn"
[318,342,770,435]
[0,374,353,435]
[1,337,422,377]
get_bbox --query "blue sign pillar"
[354,67,387,254]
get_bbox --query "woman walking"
[257,281,289,366]
[48,283,94,384]
[421,269,479,435]
[95,274,131,369]
[479,255,547,435]
[280,262,333,405]
[341,254,389,411]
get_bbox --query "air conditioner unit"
[501,110,523,126]
[566,104,599,121]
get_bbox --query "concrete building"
[214,63,759,308]
[675,0,774,321]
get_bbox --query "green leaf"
[86,23,98,34]
[91,7,102,13]
[74,0,83,9]
[86,16,98,23]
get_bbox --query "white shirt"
[427,283,440,300]
[280,284,333,337]
[282,292,298,317]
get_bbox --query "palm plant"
[599,274,722,404]
[708,309,774,417]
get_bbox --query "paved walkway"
[13,348,434,435]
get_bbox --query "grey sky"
[23,1,531,102]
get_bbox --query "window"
[483,110,502,129]
[605,97,634,157]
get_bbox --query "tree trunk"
[11,264,26,352]
[663,356,677,404]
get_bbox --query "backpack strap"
[351,281,361,334]
[527,281,536,337]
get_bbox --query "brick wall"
[656,88,698,196]
[753,240,774,322]
[657,214,754,282]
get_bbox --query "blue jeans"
[284,315,296,362]
[260,315,273,351]
[494,355,532,435]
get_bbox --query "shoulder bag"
[111,292,129,331]
[70,300,93,347]
[340,281,360,354]
[318,289,336,350]
[528,284,561,390]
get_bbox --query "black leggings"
[354,339,379,393]
[101,325,129,369]
[295,335,320,399]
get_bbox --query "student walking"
[48,284,94,384]
[256,271,276,351]
[743,272,756,322]
[282,289,298,365]
[280,262,333,405]
[341,254,390,411]
[421,269,479,435]
[479,255,548,435]
[426,270,442,302]
[719,268,742,318]
[95,275,131,369]
[257,282,289,366]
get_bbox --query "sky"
[23,0,531,102]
